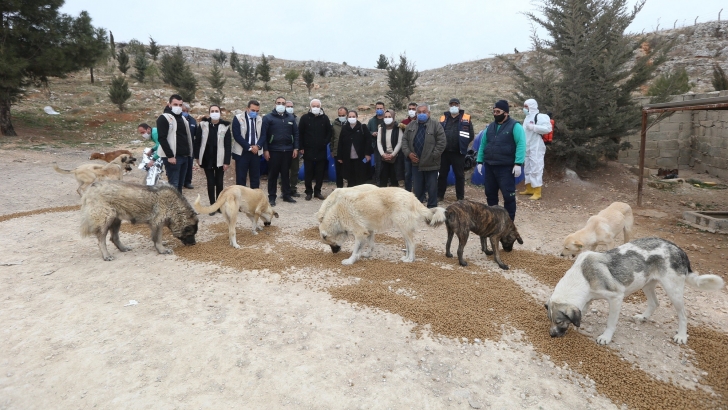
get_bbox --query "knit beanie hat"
[494,100,509,113]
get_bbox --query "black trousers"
[347,159,369,187]
[267,151,292,201]
[304,158,327,195]
[437,151,466,200]
[378,158,399,187]
[204,167,225,205]
[334,158,344,188]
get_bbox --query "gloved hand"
[398,123,407,130]
[476,163,483,174]
[512,165,521,178]
[526,122,535,131]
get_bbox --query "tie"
[249,117,257,146]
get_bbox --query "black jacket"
[193,118,232,169]
[337,121,372,179]
[260,110,299,152]
[299,112,333,161]
[156,106,191,157]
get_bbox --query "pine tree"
[159,46,197,102]
[501,0,672,168]
[132,54,149,83]
[109,75,132,111]
[284,70,299,91]
[302,70,315,96]
[212,50,227,68]
[208,63,226,106]
[648,67,691,103]
[68,11,108,84]
[1,2,101,136]
[713,64,728,91]
[109,31,116,60]
[148,36,160,61]
[229,48,240,71]
[385,55,419,110]
[117,49,130,74]
[256,53,271,91]
[236,55,256,91]
[126,38,146,58]
[376,54,389,69]
[177,70,198,103]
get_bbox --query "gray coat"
[401,117,446,171]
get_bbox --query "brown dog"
[90,150,134,163]
[444,200,523,269]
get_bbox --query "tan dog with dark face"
[193,186,278,249]
[80,180,198,261]
[444,200,523,269]
[561,202,633,257]
[90,150,134,162]
[108,153,137,174]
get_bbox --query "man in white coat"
[519,99,552,200]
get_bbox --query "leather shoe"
[305,194,312,201]
[314,193,326,200]
[269,199,276,207]
[282,196,297,203]
[290,192,301,198]
[184,184,194,189]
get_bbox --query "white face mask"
[449,106,460,115]
[408,110,416,118]
[210,112,220,120]
[142,132,150,140]
[347,117,357,124]
[285,107,294,114]
[275,104,285,113]
[383,118,393,125]
[338,116,347,123]
[171,106,183,115]
[523,108,529,115]
[311,107,321,115]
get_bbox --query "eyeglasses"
[493,109,505,115]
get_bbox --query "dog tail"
[53,163,72,174]
[686,272,725,291]
[193,194,223,214]
[421,206,447,228]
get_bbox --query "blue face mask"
[248,111,258,119]
[417,113,428,122]
[523,108,529,115]
[182,112,189,117]
[376,109,384,116]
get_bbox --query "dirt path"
[1,148,727,409]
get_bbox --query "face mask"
[338,116,347,123]
[494,113,507,123]
[171,106,183,115]
[286,107,294,114]
[347,117,357,124]
[311,107,321,115]
[384,118,393,125]
[449,106,460,115]
[275,104,285,113]
[210,112,220,120]
[408,110,416,118]
[248,111,258,119]
[417,113,428,122]
[523,108,529,115]
[182,111,189,117]
[142,132,150,140]
[376,109,384,116]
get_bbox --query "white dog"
[318,186,446,265]
[547,237,724,345]
[561,202,633,257]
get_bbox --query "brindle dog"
[444,200,523,269]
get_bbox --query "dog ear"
[566,307,581,328]
[574,241,583,249]
[273,212,279,218]
[544,303,548,311]
[516,231,524,245]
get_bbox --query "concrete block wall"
[619,91,728,179]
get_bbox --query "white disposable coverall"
[522,99,552,188]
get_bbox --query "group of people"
[137,93,552,220]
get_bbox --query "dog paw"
[459,260,468,267]
[596,334,612,345]
[673,334,688,344]
[160,248,173,255]
[498,264,510,270]
[232,243,241,249]
[103,255,114,261]
[361,251,371,258]
[633,314,647,323]
[445,252,453,258]
[342,259,355,265]
[119,246,132,252]
[401,256,414,263]
[484,250,494,256]
[251,231,258,235]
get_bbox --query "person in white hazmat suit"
[518,99,552,200]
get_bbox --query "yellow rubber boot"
[529,186,542,200]
[518,183,534,195]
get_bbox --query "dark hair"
[248,100,260,108]
[375,101,385,107]
[348,110,358,117]
[138,123,151,130]
[209,105,221,113]
[275,96,286,102]
[547,111,553,117]
[337,106,348,113]
[169,94,183,103]
[407,102,417,108]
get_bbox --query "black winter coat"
[337,121,372,180]
[298,112,333,161]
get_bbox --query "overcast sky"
[60,0,726,71]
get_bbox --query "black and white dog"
[546,237,724,345]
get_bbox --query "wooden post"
[637,109,648,207]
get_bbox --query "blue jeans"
[412,166,438,208]
[484,163,516,220]
[163,156,189,192]
[184,158,193,187]
[404,156,413,192]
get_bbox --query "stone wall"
[619,91,728,180]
